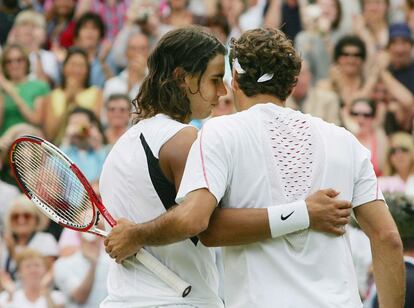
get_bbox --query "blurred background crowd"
[0,0,413,307]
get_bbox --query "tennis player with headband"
[102,26,360,307]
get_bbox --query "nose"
[217,80,227,97]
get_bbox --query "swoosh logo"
[281,211,295,221]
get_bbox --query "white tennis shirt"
[99,114,223,308]
[177,103,383,308]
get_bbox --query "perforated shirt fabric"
[177,103,383,308]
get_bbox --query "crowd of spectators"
[0,0,413,306]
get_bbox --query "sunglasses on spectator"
[4,57,25,65]
[11,212,34,222]
[350,111,373,118]
[389,146,410,155]
[339,51,363,58]
[108,106,129,112]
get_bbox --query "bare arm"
[381,70,414,109]
[354,200,405,308]
[105,188,217,263]
[0,77,44,126]
[70,263,97,304]
[199,188,352,247]
[263,0,282,29]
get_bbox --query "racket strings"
[13,142,94,228]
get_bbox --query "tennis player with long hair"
[105,27,405,308]
[101,26,353,307]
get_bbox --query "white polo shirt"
[177,103,383,308]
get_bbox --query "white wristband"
[267,200,310,238]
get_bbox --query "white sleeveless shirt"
[99,114,223,307]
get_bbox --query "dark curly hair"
[229,28,302,101]
[333,35,366,63]
[132,26,226,123]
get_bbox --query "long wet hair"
[132,26,226,123]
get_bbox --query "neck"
[107,126,126,137]
[127,67,146,82]
[368,19,386,33]
[12,76,27,84]
[357,129,373,140]
[17,233,32,245]
[342,73,362,85]
[237,93,284,111]
[171,7,186,14]
[24,287,41,302]
[398,169,411,182]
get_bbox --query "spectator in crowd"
[387,22,414,94]
[42,47,103,143]
[53,233,110,307]
[379,132,414,196]
[60,107,109,182]
[0,248,65,308]
[76,0,129,42]
[74,12,116,88]
[0,44,50,136]
[0,0,20,46]
[287,60,341,125]
[318,35,372,108]
[0,123,44,186]
[161,0,204,28]
[264,0,303,41]
[8,10,60,85]
[213,0,246,40]
[204,14,231,44]
[353,0,389,59]
[346,98,388,176]
[104,94,131,145]
[103,32,149,101]
[369,51,414,135]
[45,0,77,51]
[295,0,345,82]
[0,195,58,281]
[405,0,414,33]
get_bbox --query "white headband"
[233,58,274,83]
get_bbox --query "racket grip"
[136,249,192,297]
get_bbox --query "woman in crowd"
[0,195,58,281]
[0,44,50,136]
[379,132,414,196]
[46,0,77,50]
[318,35,373,109]
[347,98,388,176]
[0,248,65,308]
[42,47,102,144]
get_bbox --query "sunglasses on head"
[339,51,363,58]
[350,111,373,118]
[389,146,410,155]
[11,212,34,222]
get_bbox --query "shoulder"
[161,126,198,153]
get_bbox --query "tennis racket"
[9,135,192,297]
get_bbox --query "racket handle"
[135,249,192,297]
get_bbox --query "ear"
[173,67,185,83]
